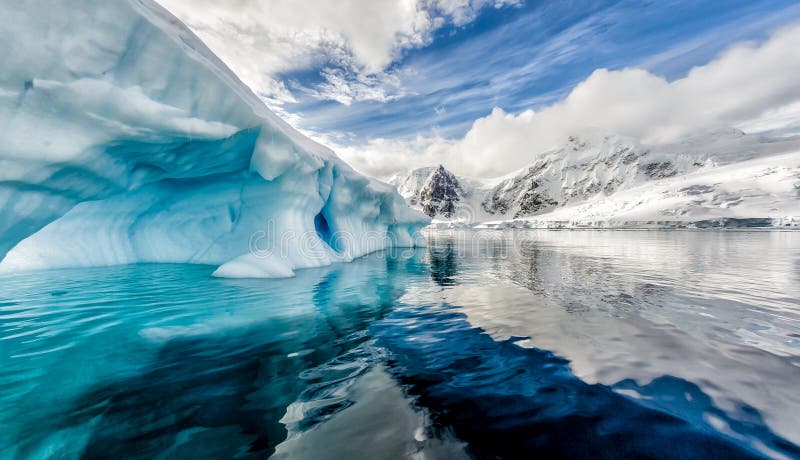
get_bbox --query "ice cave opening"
[314,211,340,253]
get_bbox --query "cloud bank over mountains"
[336,23,800,178]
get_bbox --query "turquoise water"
[1,230,799,459]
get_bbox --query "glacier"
[0,0,428,277]
[390,129,800,229]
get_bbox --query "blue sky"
[163,0,800,177]
[274,0,800,143]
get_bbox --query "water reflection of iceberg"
[374,301,798,459]
[27,252,432,459]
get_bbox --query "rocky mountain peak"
[418,164,465,218]
[567,135,591,151]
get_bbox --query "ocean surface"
[1,230,799,459]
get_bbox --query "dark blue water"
[1,230,799,459]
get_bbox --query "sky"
[160,0,800,178]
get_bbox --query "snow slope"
[391,130,800,228]
[0,0,427,277]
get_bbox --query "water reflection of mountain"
[419,230,800,454]
[374,303,798,459]
[428,240,459,286]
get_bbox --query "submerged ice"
[0,0,427,277]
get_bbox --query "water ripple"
[1,231,799,458]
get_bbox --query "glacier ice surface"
[0,0,428,277]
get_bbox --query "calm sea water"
[1,230,799,459]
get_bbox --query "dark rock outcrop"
[418,165,465,218]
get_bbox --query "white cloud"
[336,22,800,179]
[307,68,405,106]
[334,136,455,179]
[737,100,800,137]
[433,0,522,26]
[158,0,520,106]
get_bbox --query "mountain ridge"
[388,130,800,228]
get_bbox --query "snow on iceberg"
[0,0,428,277]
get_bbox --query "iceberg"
[0,0,428,277]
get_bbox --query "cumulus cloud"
[336,22,800,179]
[159,0,520,107]
[334,136,456,179]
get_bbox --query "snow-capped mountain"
[389,130,800,228]
[392,165,466,217]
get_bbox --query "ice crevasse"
[0,0,429,278]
